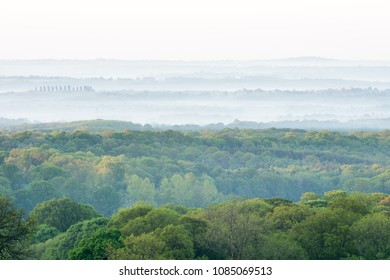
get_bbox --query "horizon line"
[1,56,386,62]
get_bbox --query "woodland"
[1,127,390,259]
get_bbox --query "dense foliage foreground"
[1,192,390,260]
[0,128,390,259]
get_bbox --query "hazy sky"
[0,0,389,60]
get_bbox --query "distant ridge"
[1,118,389,133]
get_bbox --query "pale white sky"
[0,0,389,60]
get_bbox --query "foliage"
[0,195,35,259]
[204,199,271,259]
[120,207,180,236]
[29,198,100,232]
[55,217,109,259]
[349,213,390,259]
[0,128,389,216]
[12,191,390,260]
[290,208,361,259]
[32,224,60,244]
[261,233,308,259]
[68,228,123,260]
[1,127,390,259]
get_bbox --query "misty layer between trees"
[1,58,390,129]
[0,88,389,129]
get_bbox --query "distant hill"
[0,117,29,127]
[1,118,389,133]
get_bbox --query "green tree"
[155,224,195,259]
[56,217,109,259]
[0,195,35,259]
[30,164,67,181]
[2,163,24,190]
[92,185,122,217]
[324,190,348,201]
[349,213,390,259]
[14,180,60,213]
[261,233,308,260]
[95,155,126,190]
[121,207,180,236]
[204,199,270,259]
[6,147,50,173]
[264,205,313,232]
[32,224,60,243]
[114,233,165,260]
[290,208,360,259]
[126,174,156,205]
[68,228,123,260]
[31,233,65,260]
[109,202,153,230]
[29,198,100,232]
[328,192,374,216]
[0,176,12,197]
[157,174,221,208]
[300,192,320,202]
[180,211,208,258]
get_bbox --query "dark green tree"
[32,224,60,243]
[290,208,360,259]
[56,217,109,259]
[29,198,100,232]
[204,199,270,259]
[349,212,390,259]
[19,180,59,212]
[0,195,35,259]
[155,224,195,259]
[68,228,123,260]
[92,185,122,217]
[264,205,313,232]
[261,233,308,260]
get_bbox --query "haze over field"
[0,58,389,130]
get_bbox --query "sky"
[0,0,389,60]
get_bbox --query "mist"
[1,58,390,130]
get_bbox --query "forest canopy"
[0,127,389,259]
[0,128,389,215]
[16,192,390,260]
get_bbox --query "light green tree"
[126,174,156,205]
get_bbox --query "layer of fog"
[1,58,390,79]
[0,89,389,126]
[2,76,390,93]
[1,59,389,129]
[2,58,390,93]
